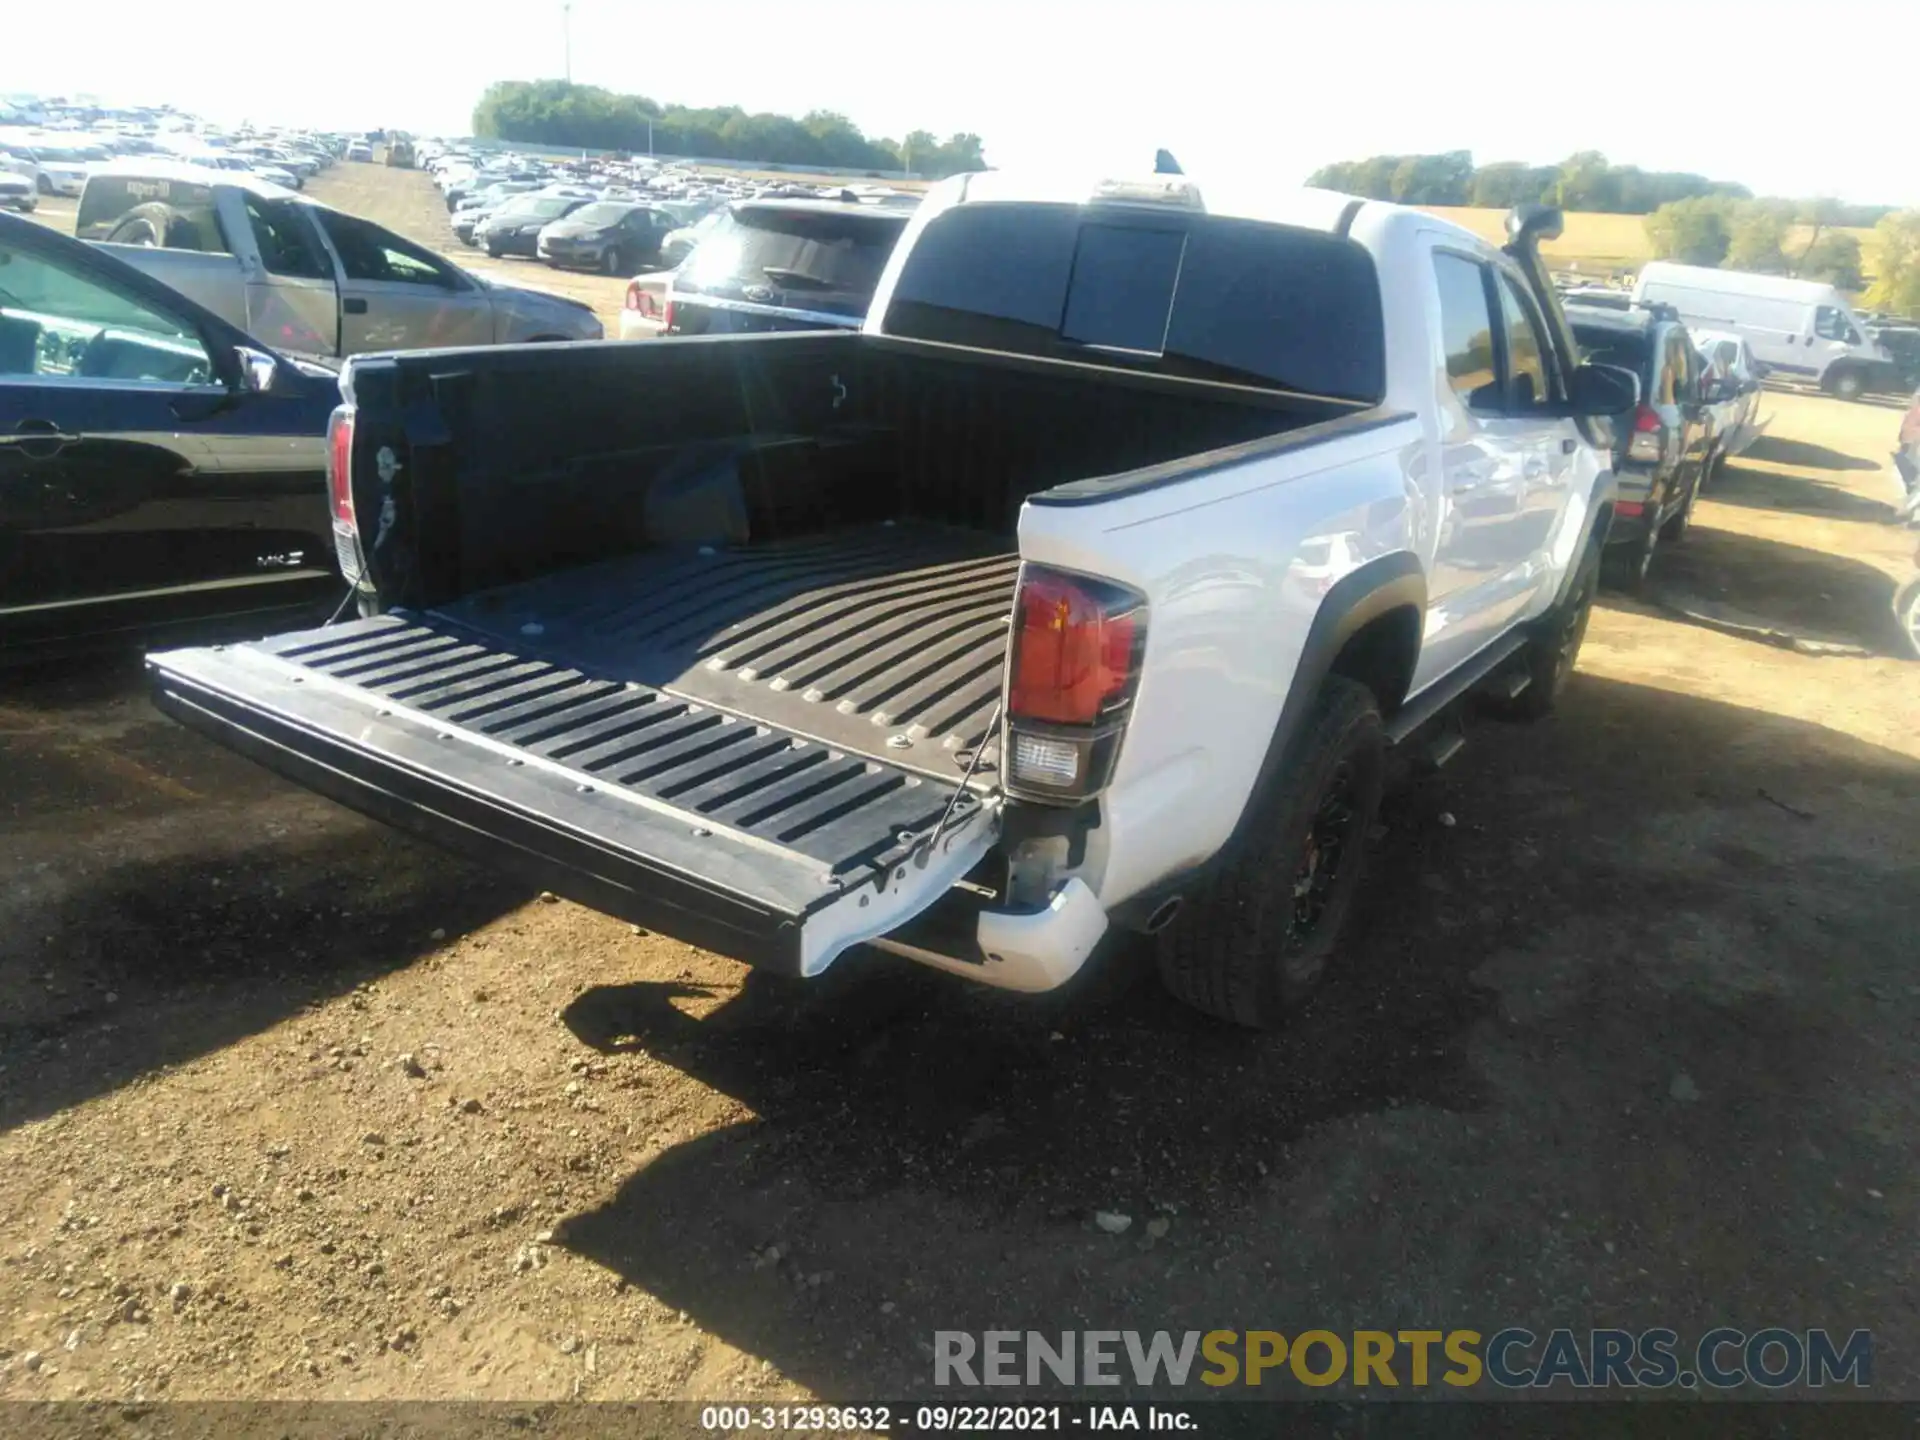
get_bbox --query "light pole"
[563,2,572,84]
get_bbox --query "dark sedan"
[537,202,679,275]
[1,212,341,663]
[474,194,591,259]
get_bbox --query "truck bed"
[419,522,1015,781]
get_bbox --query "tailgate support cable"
[926,700,1001,857]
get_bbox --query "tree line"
[1305,150,1771,215]
[1642,196,1867,288]
[1308,149,1894,225]
[1309,148,1918,312]
[470,81,986,178]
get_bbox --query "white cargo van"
[1633,261,1890,400]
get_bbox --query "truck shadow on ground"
[554,674,1920,1399]
[1618,524,1904,654]
[1707,455,1899,523]
[0,659,522,1134]
[1740,436,1885,475]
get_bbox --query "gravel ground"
[3,171,1919,1408]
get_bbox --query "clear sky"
[11,0,1920,206]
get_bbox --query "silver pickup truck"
[74,163,602,356]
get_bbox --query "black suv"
[1566,300,1713,591]
[666,198,914,336]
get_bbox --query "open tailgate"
[148,614,999,975]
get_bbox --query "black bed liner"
[436,522,1016,782]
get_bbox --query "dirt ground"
[4,171,1920,1409]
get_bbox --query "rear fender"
[1109,552,1424,929]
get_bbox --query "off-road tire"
[1156,677,1385,1028]
[104,203,195,248]
[1485,540,1600,722]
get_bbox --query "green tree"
[1799,233,1864,290]
[469,80,972,173]
[1725,202,1792,273]
[1863,212,1920,318]
[1554,151,1618,212]
[1644,197,1734,265]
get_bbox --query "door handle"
[343,297,369,315]
[0,419,82,455]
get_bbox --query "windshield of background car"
[568,203,634,227]
[497,196,574,222]
[678,206,908,318]
[881,202,1386,402]
[75,175,230,253]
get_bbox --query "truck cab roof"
[84,156,299,202]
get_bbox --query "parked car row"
[2,121,347,200]
[1562,295,1766,590]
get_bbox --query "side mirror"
[234,345,279,394]
[1564,361,1640,417]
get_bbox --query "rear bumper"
[1603,464,1658,544]
[539,243,605,267]
[871,878,1110,993]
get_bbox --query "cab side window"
[1495,273,1552,410]
[313,210,460,288]
[0,235,212,385]
[243,196,331,281]
[1433,252,1498,410]
[1814,306,1859,344]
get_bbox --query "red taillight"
[1633,405,1661,432]
[623,280,644,311]
[662,297,675,330]
[326,408,355,526]
[1614,501,1645,518]
[1008,568,1141,726]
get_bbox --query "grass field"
[1419,206,1878,282]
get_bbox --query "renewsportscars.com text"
[933,1328,1872,1391]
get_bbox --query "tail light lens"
[327,407,355,525]
[326,406,365,586]
[623,280,645,312]
[1009,570,1139,724]
[1628,403,1664,463]
[1003,565,1145,801]
[662,296,676,330]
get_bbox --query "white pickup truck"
[148,171,1637,1027]
[73,163,602,356]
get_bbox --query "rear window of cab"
[881,202,1386,404]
